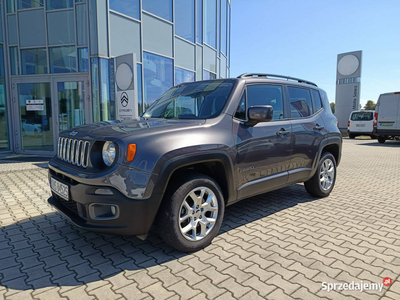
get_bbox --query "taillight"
[348,121,350,128]
[373,112,378,126]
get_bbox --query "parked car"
[347,110,375,139]
[373,92,400,143]
[48,73,342,252]
[22,118,42,137]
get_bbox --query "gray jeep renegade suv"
[48,73,342,252]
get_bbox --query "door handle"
[314,124,324,131]
[276,128,291,137]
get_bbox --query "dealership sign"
[115,53,138,120]
[26,99,44,111]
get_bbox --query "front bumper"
[48,169,163,235]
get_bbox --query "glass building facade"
[0,0,231,154]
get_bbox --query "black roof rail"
[237,73,318,87]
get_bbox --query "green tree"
[364,100,376,110]
[330,102,335,114]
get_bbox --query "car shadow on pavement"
[358,141,400,147]
[0,183,316,291]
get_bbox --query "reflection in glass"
[221,0,227,55]
[143,52,173,109]
[204,0,216,48]
[216,0,220,54]
[143,0,172,22]
[175,67,195,85]
[18,83,53,151]
[21,48,48,75]
[91,58,115,122]
[76,4,88,46]
[78,48,89,72]
[7,0,15,13]
[58,81,85,132]
[10,46,19,75]
[196,0,202,43]
[203,70,216,80]
[49,46,77,73]
[137,64,143,116]
[0,45,9,151]
[18,0,43,9]
[110,0,140,20]
[47,0,73,10]
[175,0,195,43]
[0,4,3,43]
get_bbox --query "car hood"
[60,118,206,141]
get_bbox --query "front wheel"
[157,173,225,252]
[304,152,337,197]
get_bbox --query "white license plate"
[356,124,365,127]
[51,177,69,201]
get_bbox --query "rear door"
[349,111,374,133]
[286,87,328,182]
[377,94,400,130]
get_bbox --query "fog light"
[94,188,113,195]
[89,203,119,220]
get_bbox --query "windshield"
[143,80,235,119]
[351,112,373,121]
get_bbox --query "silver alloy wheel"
[320,158,335,191]
[178,186,218,241]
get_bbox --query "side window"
[234,93,246,120]
[311,89,323,112]
[288,87,313,118]
[247,85,284,120]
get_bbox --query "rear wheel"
[304,152,337,198]
[157,173,225,252]
[378,137,386,144]
[349,134,356,139]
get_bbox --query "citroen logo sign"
[121,92,129,107]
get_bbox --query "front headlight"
[102,141,116,166]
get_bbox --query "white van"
[374,92,400,143]
[347,110,375,139]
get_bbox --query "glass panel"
[109,0,140,20]
[47,10,75,45]
[288,86,313,118]
[196,0,202,43]
[91,58,114,122]
[76,4,88,46]
[175,0,194,43]
[10,46,19,75]
[58,81,85,132]
[143,52,173,109]
[137,64,143,116]
[221,0,227,54]
[19,9,46,47]
[76,0,85,2]
[311,89,322,111]
[227,3,230,66]
[7,0,15,13]
[143,0,172,22]
[203,70,216,80]
[46,0,73,10]
[7,15,18,45]
[175,67,195,85]
[0,4,3,43]
[78,47,89,72]
[18,82,53,151]
[234,93,246,120]
[49,46,77,73]
[142,14,172,57]
[21,48,48,75]
[216,0,220,54]
[247,85,284,121]
[204,0,216,48]
[18,0,43,9]
[0,46,9,151]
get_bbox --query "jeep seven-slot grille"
[57,137,90,168]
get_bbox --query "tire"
[378,137,386,144]
[349,134,356,139]
[304,152,337,198]
[157,173,225,252]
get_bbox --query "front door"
[12,76,90,155]
[233,84,292,200]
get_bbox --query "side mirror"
[245,105,273,126]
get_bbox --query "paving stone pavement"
[0,138,399,300]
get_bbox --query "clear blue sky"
[230,0,400,107]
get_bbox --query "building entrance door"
[12,75,90,155]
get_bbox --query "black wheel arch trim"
[310,137,342,177]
